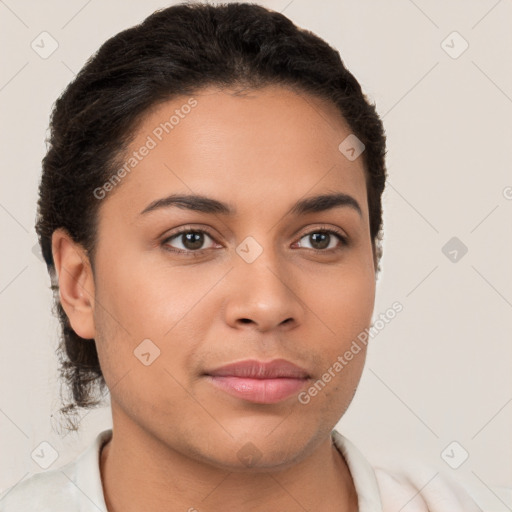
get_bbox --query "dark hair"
[35,1,387,432]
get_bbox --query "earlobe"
[51,228,96,340]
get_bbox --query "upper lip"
[204,358,310,379]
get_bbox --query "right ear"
[51,228,96,339]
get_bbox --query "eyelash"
[161,225,348,257]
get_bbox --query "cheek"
[94,247,200,336]
[315,262,375,339]
[92,250,214,384]
[306,260,374,400]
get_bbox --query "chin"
[194,424,319,471]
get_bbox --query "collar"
[331,429,383,511]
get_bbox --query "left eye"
[295,230,345,251]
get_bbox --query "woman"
[0,2,481,510]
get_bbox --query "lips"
[204,358,310,379]
[204,359,310,404]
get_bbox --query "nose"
[223,241,304,333]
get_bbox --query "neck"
[100,424,358,512]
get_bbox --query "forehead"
[100,85,368,220]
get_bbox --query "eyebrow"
[139,192,362,218]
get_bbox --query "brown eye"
[163,229,216,254]
[296,229,347,252]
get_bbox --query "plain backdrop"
[1,0,511,510]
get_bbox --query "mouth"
[203,358,311,404]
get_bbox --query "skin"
[52,84,377,511]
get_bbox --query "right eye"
[161,228,220,256]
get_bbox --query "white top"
[0,428,483,511]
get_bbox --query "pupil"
[311,232,329,249]
[184,232,203,250]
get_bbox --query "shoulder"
[331,429,483,512]
[0,464,77,511]
[0,429,111,512]
[373,464,483,512]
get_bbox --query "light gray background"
[1,0,511,509]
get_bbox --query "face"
[58,85,376,470]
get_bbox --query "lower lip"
[205,375,309,404]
